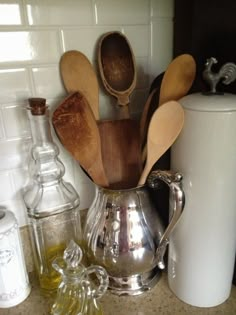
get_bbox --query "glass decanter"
[23,98,82,295]
[51,240,108,315]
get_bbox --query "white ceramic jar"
[0,208,31,308]
[169,93,236,307]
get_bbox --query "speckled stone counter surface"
[2,272,236,315]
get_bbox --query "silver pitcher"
[83,170,185,296]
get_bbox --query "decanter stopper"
[28,97,47,115]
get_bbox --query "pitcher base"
[108,267,161,296]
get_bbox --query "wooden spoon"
[52,92,108,187]
[141,54,196,162]
[159,54,196,106]
[138,101,184,186]
[98,119,142,189]
[60,50,99,120]
[98,31,136,118]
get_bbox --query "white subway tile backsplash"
[0,170,15,200]
[2,104,30,139]
[0,109,4,139]
[98,92,119,120]
[136,57,150,89]
[32,66,65,99]
[25,0,93,26]
[0,31,61,64]
[151,0,174,18]
[73,161,95,186]
[0,138,31,170]
[129,88,149,116]
[94,0,149,25]
[0,0,174,227]
[75,182,95,210]
[150,18,173,80]
[123,26,150,58]
[0,1,23,25]
[61,26,122,61]
[0,68,31,103]
[11,167,30,199]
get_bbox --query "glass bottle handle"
[86,265,109,299]
[147,169,185,270]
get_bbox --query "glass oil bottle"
[51,240,108,315]
[23,98,82,296]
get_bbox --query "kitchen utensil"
[84,169,184,295]
[98,31,136,118]
[52,92,109,187]
[170,92,236,307]
[98,119,142,189]
[159,53,196,106]
[60,50,99,120]
[139,88,158,148]
[138,101,184,185]
[141,54,195,163]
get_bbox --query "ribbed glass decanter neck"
[27,98,65,183]
[24,98,80,217]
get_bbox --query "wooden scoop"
[138,101,184,186]
[98,31,136,118]
[60,50,99,120]
[52,92,108,187]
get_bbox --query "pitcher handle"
[147,170,185,270]
[85,265,109,299]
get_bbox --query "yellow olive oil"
[37,243,66,294]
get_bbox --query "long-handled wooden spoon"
[138,101,184,186]
[141,54,196,162]
[60,50,100,120]
[159,53,196,106]
[52,92,108,187]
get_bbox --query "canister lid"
[179,93,236,112]
[0,207,16,234]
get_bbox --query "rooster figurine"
[203,57,236,94]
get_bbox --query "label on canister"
[0,209,31,308]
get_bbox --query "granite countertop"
[2,271,236,315]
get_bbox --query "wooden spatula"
[60,50,100,120]
[98,119,142,189]
[52,92,108,187]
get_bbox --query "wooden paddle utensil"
[52,92,108,187]
[98,31,137,119]
[138,101,184,186]
[98,119,142,189]
[60,50,100,120]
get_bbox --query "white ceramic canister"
[169,92,236,307]
[0,208,31,308]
